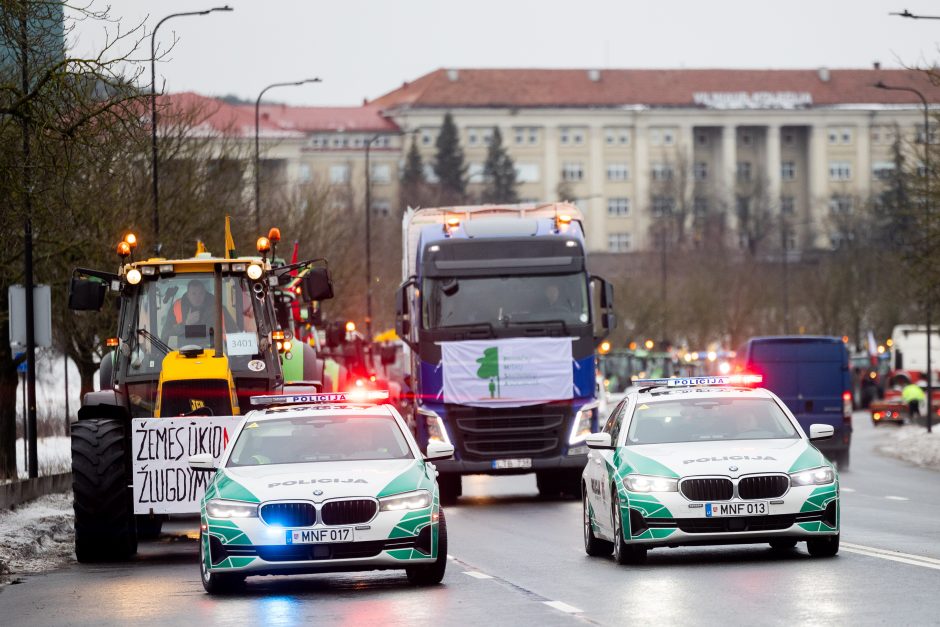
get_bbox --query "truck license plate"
[705,502,768,517]
[492,458,532,470]
[287,528,354,544]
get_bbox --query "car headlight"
[789,466,835,487]
[205,499,259,518]
[569,403,597,444]
[624,474,678,493]
[379,490,432,512]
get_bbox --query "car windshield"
[226,415,414,466]
[626,397,799,445]
[423,273,589,328]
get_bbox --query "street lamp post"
[150,6,232,247]
[875,80,933,433]
[254,78,321,231]
[364,134,382,342]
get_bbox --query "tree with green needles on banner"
[481,127,519,204]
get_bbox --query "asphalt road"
[2,410,938,626]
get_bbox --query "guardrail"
[0,473,71,510]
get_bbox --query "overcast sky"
[69,1,940,107]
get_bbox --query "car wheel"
[406,509,448,585]
[583,488,613,557]
[200,531,245,594]
[807,533,840,558]
[438,475,461,506]
[769,538,798,551]
[612,491,646,565]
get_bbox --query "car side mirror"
[585,432,614,449]
[301,267,334,302]
[188,453,217,472]
[809,424,834,441]
[425,440,455,461]
[69,276,107,311]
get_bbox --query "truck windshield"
[226,415,414,465]
[423,273,588,329]
[124,273,261,376]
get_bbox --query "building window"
[693,196,709,217]
[607,198,631,217]
[828,129,839,144]
[607,233,631,252]
[515,163,540,183]
[514,127,540,145]
[781,161,796,180]
[780,195,795,214]
[829,161,852,181]
[830,232,854,249]
[421,129,435,146]
[649,129,661,145]
[841,128,853,144]
[694,162,708,181]
[606,163,629,181]
[562,162,584,182]
[329,164,349,184]
[423,163,439,183]
[573,129,584,145]
[298,163,312,183]
[468,163,485,184]
[916,124,937,144]
[468,130,478,145]
[651,195,675,217]
[605,127,630,145]
[829,194,853,214]
[560,127,570,145]
[872,161,895,180]
[736,161,752,182]
[370,164,391,184]
[651,163,673,181]
[371,199,391,217]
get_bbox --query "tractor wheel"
[72,419,137,562]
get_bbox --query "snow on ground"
[877,424,940,470]
[0,492,73,584]
[13,436,71,481]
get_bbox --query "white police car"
[581,375,840,564]
[190,391,454,593]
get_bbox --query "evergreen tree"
[402,137,425,188]
[481,127,519,204]
[432,112,467,202]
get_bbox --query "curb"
[0,473,72,510]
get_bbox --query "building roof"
[371,68,940,110]
[157,92,398,137]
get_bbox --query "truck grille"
[446,404,569,460]
[738,475,789,499]
[680,478,734,501]
[260,502,316,527]
[321,499,377,525]
[676,514,796,533]
[159,379,232,417]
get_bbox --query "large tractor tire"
[72,419,138,562]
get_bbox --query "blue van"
[738,336,853,469]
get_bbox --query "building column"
[544,124,559,202]
[766,123,781,210]
[721,124,737,232]
[633,120,649,249]
[856,124,871,200]
[588,123,606,251]
[807,124,829,249]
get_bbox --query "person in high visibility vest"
[162,279,217,344]
[901,380,926,423]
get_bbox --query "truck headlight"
[417,406,452,445]
[379,490,431,511]
[789,466,835,486]
[205,499,259,518]
[569,403,597,444]
[246,264,263,280]
[624,475,678,493]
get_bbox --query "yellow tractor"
[67,228,333,562]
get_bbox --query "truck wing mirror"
[301,267,334,302]
[68,276,107,311]
[395,278,417,349]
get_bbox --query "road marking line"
[842,542,940,566]
[463,571,493,579]
[543,601,582,614]
[884,495,909,501]
[447,554,455,560]
[840,487,855,493]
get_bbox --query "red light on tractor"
[873,412,882,420]
[106,337,119,347]
[272,330,286,341]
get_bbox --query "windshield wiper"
[137,328,171,355]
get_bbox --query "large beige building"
[180,67,940,254]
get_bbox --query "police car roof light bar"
[634,374,763,390]
[250,389,390,407]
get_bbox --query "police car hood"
[625,438,823,478]
[222,459,421,501]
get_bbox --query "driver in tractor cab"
[162,279,217,347]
